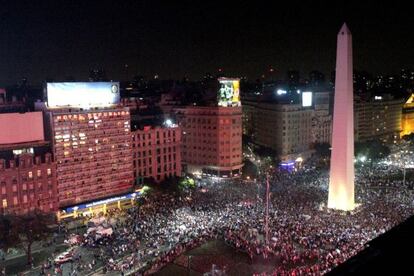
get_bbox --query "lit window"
[2,199,7,208]
[28,171,33,179]
[37,170,41,177]
[47,168,52,176]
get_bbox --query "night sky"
[0,0,413,85]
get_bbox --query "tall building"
[312,91,332,144]
[328,23,355,211]
[174,78,243,178]
[401,93,414,137]
[0,112,58,214]
[176,106,243,177]
[132,124,182,183]
[42,82,134,207]
[354,95,403,142]
[254,102,314,161]
[242,90,331,163]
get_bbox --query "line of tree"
[355,139,391,164]
[0,211,54,265]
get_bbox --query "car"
[54,248,75,265]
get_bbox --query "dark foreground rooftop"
[328,214,414,275]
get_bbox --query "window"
[28,171,33,179]
[47,168,52,176]
[37,170,42,177]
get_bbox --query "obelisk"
[328,23,355,211]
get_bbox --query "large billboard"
[0,112,44,145]
[218,78,241,107]
[47,82,120,108]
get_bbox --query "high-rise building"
[42,82,134,207]
[132,124,182,184]
[401,93,414,137]
[173,78,243,178]
[312,91,332,144]
[242,90,331,162]
[328,23,355,211]
[354,95,403,142]
[175,106,243,177]
[0,112,58,214]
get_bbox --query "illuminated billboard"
[47,82,120,108]
[218,78,241,107]
[302,92,313,107]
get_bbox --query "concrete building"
[312,91,332,144]
[44,107,134,207]
[253,102,314,162]
[401,93,414,137]
[175,106,243,177]
[0,112,58,214]
[132,125,182,183]
[354,95,403,143]
[242,90,331,162]
[41,82,134,207]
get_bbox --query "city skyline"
[1,1,413,85]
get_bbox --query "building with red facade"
[45,107,134,207]
[0,112,58,215]
[175,106,243,177]
[131,125,182,183]
[41,82,134,208]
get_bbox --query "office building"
[42,82,134,207]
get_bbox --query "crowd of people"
[33,156,414,275]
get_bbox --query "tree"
[178,177,196,191]
[12,211,54,265]
[0,215,19,255]
[355,139,390,165]
[314,142,331,157]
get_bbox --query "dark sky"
[0,0,413,85]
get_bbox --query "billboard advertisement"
[0,112,44,145]
[47,82,120,108]
[302,91,313,107]
[218,78,241,107]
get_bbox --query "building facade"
[0,111,58,214]
[0,153,58,214]
[354,95,403,142]
[253,102,314,162]
[44,107,133,207]
[132,125,182,183]
[312,91,332,144]
[175,106,243,177]
[401,93,414,137]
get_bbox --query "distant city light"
[374,96,383,100]
[164,119,173,127]
[277,89,287,95]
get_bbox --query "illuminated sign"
[62,191,142,213]
[302,92,313,107]
[218,78,241,107]
[47,82,120,108]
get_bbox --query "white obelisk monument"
[328,23,355,211]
